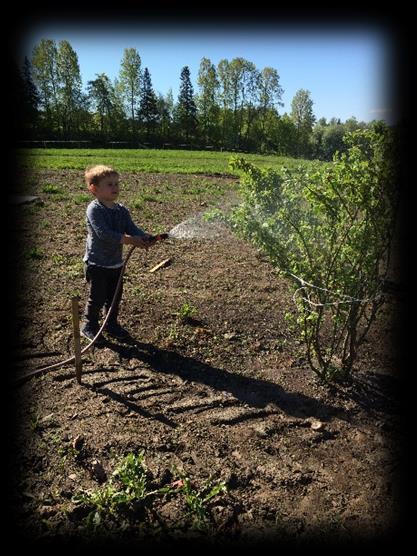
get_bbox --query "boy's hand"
[132,234,156,248]
[122,234,160,248]
[143,234,157,247]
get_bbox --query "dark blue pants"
[84,264,123,329]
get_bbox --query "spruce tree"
[176,66,197,144]
[138,68,159,142]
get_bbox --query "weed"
[66,260,84,279]
[168,323,180,341]
[42,183,61,194]
[142,194,159,203]
[72,452,156,527]
[131,285,145,299]
[29,414,41,432]
[174,475,227,530]
[27,247,43,260]
[72,451,228,534]
[41,183,68,200]
[51,254,83,278]
[203,208,226,222]
[112,451,148,500]
[131,197,143,209]
[52,253,66,265]
[74,193,91,204]
[175,302,198,322]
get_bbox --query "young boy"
[82,164,156,343]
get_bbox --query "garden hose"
[14,234,169,386]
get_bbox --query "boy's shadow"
[94,333,342,421]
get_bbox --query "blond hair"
[84,165,119,187]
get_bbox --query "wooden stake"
[71,297,82,383]
[149,257,171,273]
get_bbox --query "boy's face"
[90,174,120,203]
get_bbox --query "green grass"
[16,147,321,175]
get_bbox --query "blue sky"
[18,22,397,124]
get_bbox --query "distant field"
[16,148,322,175]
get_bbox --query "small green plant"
[74,193,91,204]
[167,322,180,342]
[112,452,148,500]
[27,247,43,260]
[72,452,158,528]
[142,194,159,203]
[41,183,68,200]
[131,197,143,209]
[131,285,145,299]
[68,288,82,299]
[51,254,83,278]
[29,414,41,432]
[202,208,225,222]
[72,451,228,534]
[42,183,61,194]
[66,260,84,279]
[176,475,227,530]
[175,302,197,322]
[52,253,66,265]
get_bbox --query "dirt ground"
[8,169,406,548]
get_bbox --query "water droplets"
[168,212,229,240]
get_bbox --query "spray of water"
[168,211,230,240]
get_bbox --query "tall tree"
[111,77,130,140]
[274,113,299,156]
[138,68,159,141]
[56,40,83,137]
[228,58,245,147]
[118,48,141,138]
[238,59,259,149]
[31,39,60,134]
[227,57,259,149]
[157,88,174,143]
[197,57,220,146]
[217,59,233,148]
[258,67,283,136]
[15,57,40,137]
[175,66,197,143]
[87,73,119,138]
[290,89,316,157]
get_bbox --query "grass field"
[16,147,322,175]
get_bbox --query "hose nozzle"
[152,232,170,241]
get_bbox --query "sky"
[17,20,399,125]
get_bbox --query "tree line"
[15,39,388,160]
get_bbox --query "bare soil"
[8,169,406,548]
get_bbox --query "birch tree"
[56,40,83,137]
[31,39,60,133]
[197,57,220,146]
[291,89,316,157]
[119,48,141,138]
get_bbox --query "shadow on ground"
[55,334,347,424]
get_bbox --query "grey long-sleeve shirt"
[83,199,146,267]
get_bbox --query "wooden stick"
[71,297,83,383]
[149,258,171,273]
